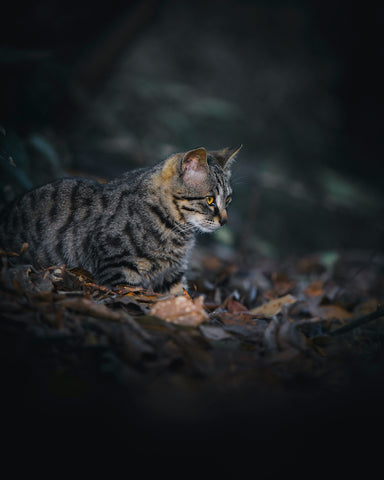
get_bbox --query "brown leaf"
[226,297,249,314]
[304,280,324,298]
[216,311,257,326]
[311,304,353,321]
[68,267,94,283]
[354,299,382,316]
[270,271,296,296]
[250,294,297,318]
[150,295,209,326]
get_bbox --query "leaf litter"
[1,246,384,420]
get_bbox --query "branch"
[330,305,384,336]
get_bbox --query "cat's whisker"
[160,222,195,243]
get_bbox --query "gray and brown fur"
[0,146,241,293]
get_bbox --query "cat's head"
[163,145,242,232]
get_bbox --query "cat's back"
[0,176,101,222]
[0,164,151,256]
[0,176,102,255]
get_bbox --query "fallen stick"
[330,305,384,336]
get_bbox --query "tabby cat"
[0,146,241,293]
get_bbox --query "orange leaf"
[313,304,353,321]
[304,280,324,297]
[150,295,209,326]
[249,294,297,318]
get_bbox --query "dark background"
[1,0,383,254]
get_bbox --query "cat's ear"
[180,147,208,185]
[210,144,243,170]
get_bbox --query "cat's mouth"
[189,217,221,233]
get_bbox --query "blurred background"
[1,0,383,258]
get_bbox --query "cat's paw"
[168,281,188,296]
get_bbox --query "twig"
[330,305,384,336]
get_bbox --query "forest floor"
[1,244,384,464]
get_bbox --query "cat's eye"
[226,196,231,205]
[206,196,215,206]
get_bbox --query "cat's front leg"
[94,263,149,290]
[168,276,188,295]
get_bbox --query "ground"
[1,244,383,465]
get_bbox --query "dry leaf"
[311,304,353,321]
[226,297,249,313]
[304,280,324,297]
[270,271,296,295]
[215,311,258,326]
[250,294,297,318]
[150,295,209,326]
[354,299,382,316]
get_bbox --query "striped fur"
[0,146,241,293]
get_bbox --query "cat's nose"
[219,212,228,226]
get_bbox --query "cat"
[0,145,241,293]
